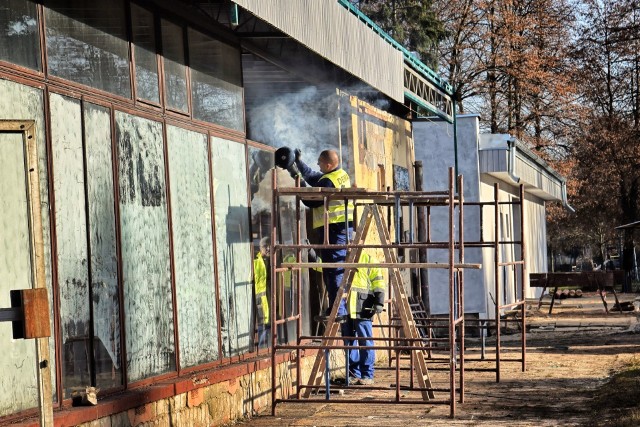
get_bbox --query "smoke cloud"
[247,86,340,165]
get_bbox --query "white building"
[413,115,573,319]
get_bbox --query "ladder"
[302,204,434,400]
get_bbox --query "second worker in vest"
[294,149,355,320]
[345,252,385,385]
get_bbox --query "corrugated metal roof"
[234,0,405,102]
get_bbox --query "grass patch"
[589,358,640,426]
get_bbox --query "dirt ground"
[236,293,640,426]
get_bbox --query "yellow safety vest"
[312,168,355,229]
[253,253,270,325]
[348,253,385,318]
[282,254,296,290]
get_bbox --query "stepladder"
[302,204,434,400]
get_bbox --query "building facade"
[413,115,572,319]
[0,1,452,424]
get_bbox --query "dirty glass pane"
[0,80,56,405]
[0,0,41,70]
[131,4,159,103]
[0,132,38,416]
[162,19,187,112]
[50,93,91,397]
[83,103,122,390]
[167,126,218,368]
[188,28,243,131]
[116,111,175,381]
[45,0,131,98]
[211,137,252,356]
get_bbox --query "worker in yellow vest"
[345,252,385,385]
[309,250,386,385]
[293,149,354,319]
[253,237,270,349]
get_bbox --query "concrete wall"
[414,115,551,317]
[413,116,486,316]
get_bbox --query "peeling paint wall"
[167,126,219,367]
[211,137,253,356]
[116,112,175,381]
[50,93,92,396]
[0,132,39,416]
[84,102,122,389]
[0,78,56,415]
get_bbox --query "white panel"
[235,0,404,101]
[211,137,253,356]
[0,79,55,408]
[167,126,219,367]
[84,103,122,389]
[116,112,175,382]
[50,93,91,396]
[0,132,39,415]
[413,116,486,315]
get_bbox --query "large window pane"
[0,132,38,416]
[0,79,56,408]
[131,4,159,103]
[162,19,187,112]
[211,137,252,356]
[84,103,122,390]
[45,0,131,97]
[116,111,175,381]
[189,28,243,131]
[50,93,91,398]
[167,126,218,368]
[0,0,41,70]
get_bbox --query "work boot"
[359,378,374,385]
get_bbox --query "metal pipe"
[394,195,401,245]
[494,183,501,383]
[271,168,278,415]
[458,174,465,404]
[448,167,456,418]
[519,184,527,373]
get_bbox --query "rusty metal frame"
[268,167,472,418]
[0,120,54,426]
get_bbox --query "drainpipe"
[561,180,576,213]
[507,137,521,184]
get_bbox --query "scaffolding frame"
[268,167,484,418]
[410,182,527,383]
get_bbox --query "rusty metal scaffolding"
[413,183,528,384]
[267,167,491,418]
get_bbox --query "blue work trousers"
[321,225,353,317]
[345,318,375,380]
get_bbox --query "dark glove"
[294,149,302,161]
[374,291,385,306]
[374,291,385,313]
[287,163,301,179]
[307,247,317,263]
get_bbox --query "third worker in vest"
[345,252,385,385]
[253,237,270,349]
[294,149,354,319]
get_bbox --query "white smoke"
[250,167,298,220]
[248,86,340,165]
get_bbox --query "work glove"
[287,163,301,179]
[307,247,317,263]
[374,291,385,313]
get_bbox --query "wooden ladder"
[302,204,434,400]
